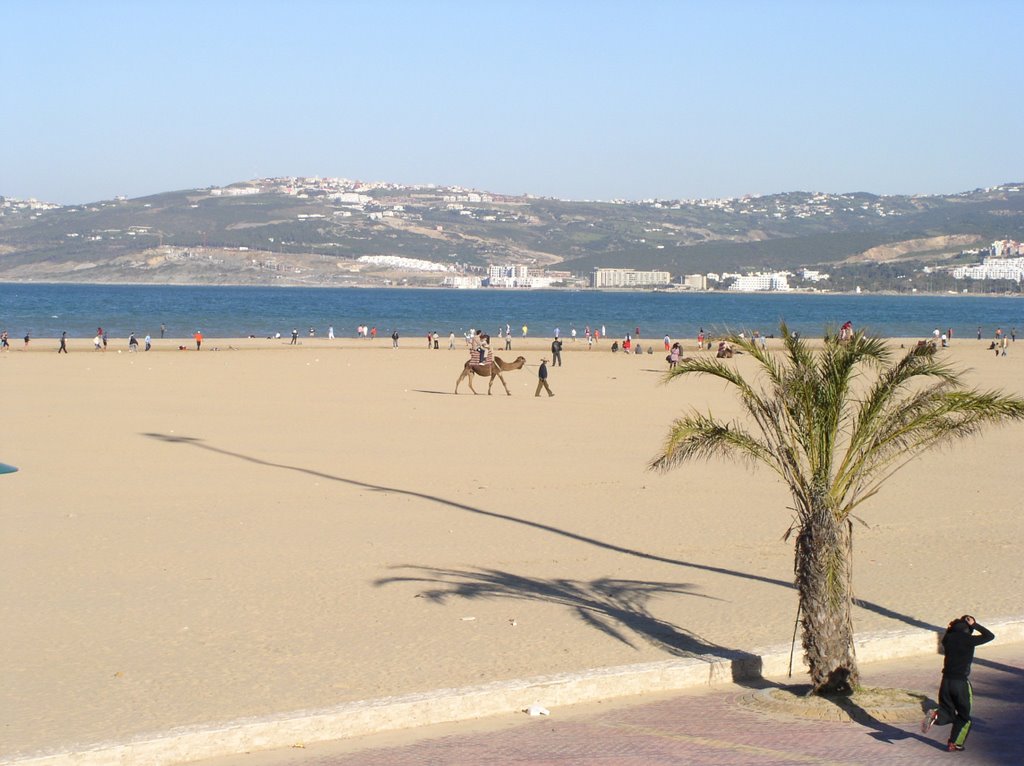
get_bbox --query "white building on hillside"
[592,268,671,288]
[728,272,792,291]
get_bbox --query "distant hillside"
[1,178,1022,286]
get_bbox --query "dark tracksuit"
[936,622,995,748]
[551,339,562,366]
[535,362,553,397]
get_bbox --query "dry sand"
[2,336,1022,758]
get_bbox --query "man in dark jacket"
[921,615,995,751]
[551,337,563,366]
[535,357,554,397]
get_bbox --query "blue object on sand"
[0,462,19,474]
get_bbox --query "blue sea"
[0,283,1020,339]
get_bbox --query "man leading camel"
[535,357,554,397]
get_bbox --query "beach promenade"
[198,641,1024,766]
[2,337,1022,761]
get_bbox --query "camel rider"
[471,330,490,365]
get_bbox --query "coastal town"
[1,178,1021,293]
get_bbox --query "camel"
[455,355,526,395]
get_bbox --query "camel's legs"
[494,371,512,395]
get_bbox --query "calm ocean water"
[0,283,1021,339]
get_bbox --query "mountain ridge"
[1,179,1022,287]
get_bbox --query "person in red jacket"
[921,615,995,751]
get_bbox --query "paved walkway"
[202,643,1023,766]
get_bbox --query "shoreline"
[0,277,1020,298]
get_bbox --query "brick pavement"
[201,643,1023,766]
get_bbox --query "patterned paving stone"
[202,642,1023,766]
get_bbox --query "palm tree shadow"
[377,565,761,670]
[823,691,935,748]
[139,432,942,634]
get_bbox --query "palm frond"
[650,412,779,476]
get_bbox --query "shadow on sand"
[141,432,944,639]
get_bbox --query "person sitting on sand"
[716,341,734,359]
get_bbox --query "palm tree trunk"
[794,503,859,694]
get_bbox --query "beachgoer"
[663,334,671,351]
[160,323,166,339]
[611,341,619,353]
[535,357,554,397]
[571,328,577,342]
[977,326,981,341]
[144,334,151,351]
[1000,336,1008,357]
[551,337,563,367]
[1,330,8,350]
[433,331,439,350]
[522,325,528,338]
[1012,327,1017,343]
[291,328,298,345]
[328,326,334,339]
[194,330,203,350]
[309,327,315,337]
[102,331,107,350]
[58,331,68,354]
[921,615,995,751]
[504,332,512,350]
[371,327,377,339]
[93,335,101,350]
[391,330,399,348]
[669,342,681,368]
[128,333,138,352]
[24,332,30,348]
[449,332,456,350]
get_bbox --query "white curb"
[7,618,1022,766]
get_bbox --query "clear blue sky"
[2,0,1021,204]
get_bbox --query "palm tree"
[651,325,1024,695]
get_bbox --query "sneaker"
[921,710,938,733]
[947,742,964,752]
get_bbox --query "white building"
[952,257,1024,282]
[592,268,672,288]
[728,272,792,292]
[441,275,482,289]
[679,273,707,290]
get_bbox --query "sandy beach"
[2,335,1022,758]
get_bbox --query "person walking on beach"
[921,615,995,751]
[551,337,563,366]
[58,331,68,353]
[535,357,554,397]
[391,330,399,348]
[102,330,108,350]
[194,330,203,351]
[522,324,528,338]
[449,331,456,350]
[24,332,30,348]
[328,326,334,340]
[144,334,151,351]
[160,323,166,339]
[977,326,982,341]
[290,328,298,345]
[1,330,8,350]
[128,333,138,352]
[505,332,512,350]
[1013,327,1018,343]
